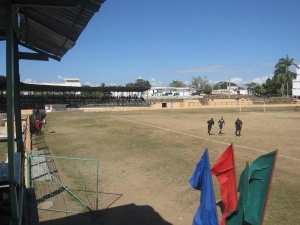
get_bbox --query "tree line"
[167,54,299,97]
[253,54,298,97]
[98,54,298,97]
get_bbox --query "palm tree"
[274,65,286,97]
[275,54,299,97]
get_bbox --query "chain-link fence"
[27,153,99,214]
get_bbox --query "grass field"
[2,107,300,224]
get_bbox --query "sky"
[1,0,300,87]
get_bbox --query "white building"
[144,87,193,97]
[292,67,300,97]
[212,86,248,96]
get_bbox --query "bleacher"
[0,93,148,110]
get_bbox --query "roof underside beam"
[13,0,101,12]
[18,41,61,61]
[13,0,78,7]
[18,52,49,61]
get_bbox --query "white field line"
[111,115,300,162]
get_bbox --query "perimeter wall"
[81,98,299,112]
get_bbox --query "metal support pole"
[96,160,99,211]
[14,41,23,153]
[6,0,19,223]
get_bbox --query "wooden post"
[231,142,238,203]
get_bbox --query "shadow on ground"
[39,203,172,225]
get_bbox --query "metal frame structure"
[2,1,106,224]
[27,154,99,215]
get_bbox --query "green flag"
[226,163,249,225]
[244,150,278,225]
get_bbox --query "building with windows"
[292,67,300,97]
[144,87,194,98]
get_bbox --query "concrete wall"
[0,110,32,126]
[80,99,295,112]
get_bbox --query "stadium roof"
[0,76,149,92]
[0,0,106,61]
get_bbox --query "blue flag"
[189,149,219,225]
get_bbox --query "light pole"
[228,77,231,98]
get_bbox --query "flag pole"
[231,142,238,201]
[260,149,278,225]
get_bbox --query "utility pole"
[228,77,231,98]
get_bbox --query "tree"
[169,80,186,87]
[262,78,277,96]
[213,81,237,90]
[135,79,151,88]
[125,82,135,87]
[245,82,259,95]
[275,54,299,97]
[125,79,151,88]
[191,76,209,90]
[274,64,287,96]
[253,84,266,96]
[202,84,212,94]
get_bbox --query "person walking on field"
[235,118,243,137]
[218,116,225,136]
[207,118,214,136]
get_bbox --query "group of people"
[207,117,243,137]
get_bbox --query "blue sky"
[1,0,300,87]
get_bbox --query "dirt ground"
[37,108,300,225]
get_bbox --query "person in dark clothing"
[207,118,214,135]
[218,117,225,136]
[34,109,39,118]
[235,118,243,137]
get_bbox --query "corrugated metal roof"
[0,0,106,60]
[0,76,149,92]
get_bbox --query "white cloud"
[23,78,37,83]
[230,77,244,85]
[225,76,271,86]
[137,76,143,79]
[149,78,167,87]
[57,75,65,80]
[159,65,253,74]
[251,76,272,85]
[184,80,190,86]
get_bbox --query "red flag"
[211,143,238,225]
